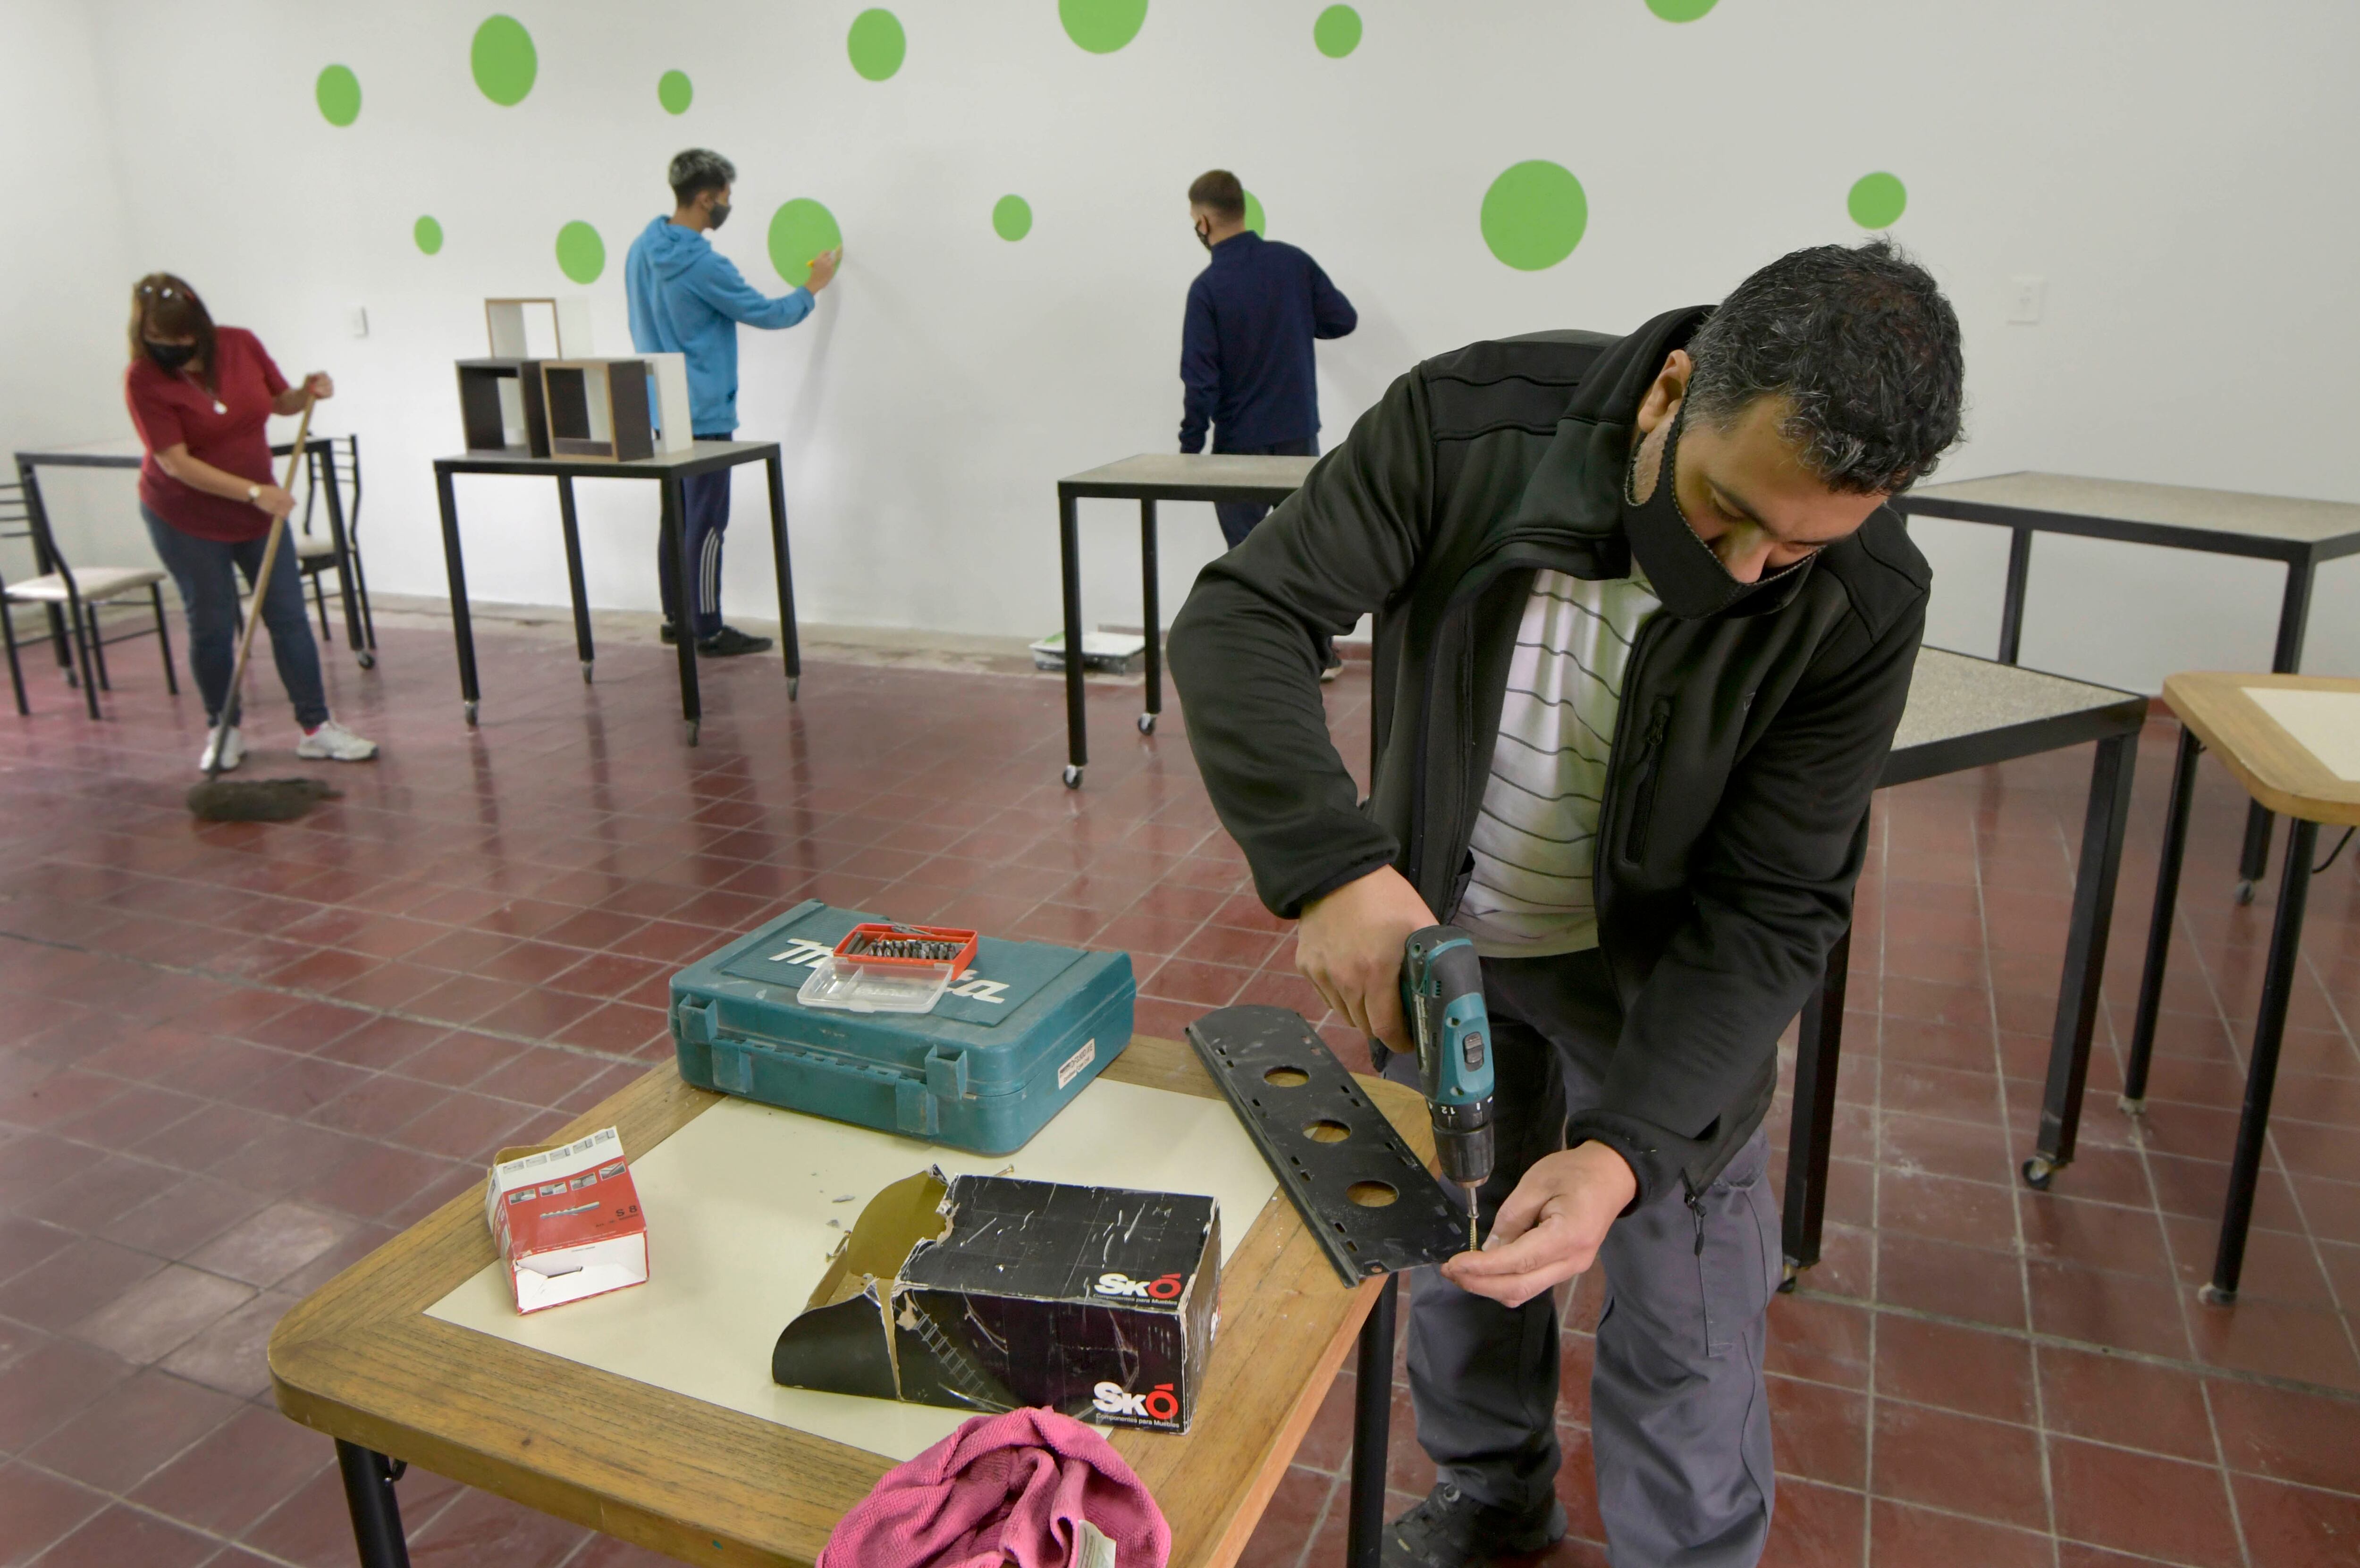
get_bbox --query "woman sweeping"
[124,273,377,772]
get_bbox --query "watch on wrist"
[246,485,261,506]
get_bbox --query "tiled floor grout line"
[6,1449,324,1568]
[2289,944,2360,1376]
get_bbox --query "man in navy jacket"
[1179,170,1357,556]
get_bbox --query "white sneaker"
[199,726,245,773]
[296,718,379,762]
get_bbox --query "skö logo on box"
[1093,1380,1180,1423]
[1094,1271,1183,1300]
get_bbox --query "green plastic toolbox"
[670,900,1136,1155]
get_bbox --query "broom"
[186,394,344,823]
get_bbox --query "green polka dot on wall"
[1646,0,1719,20]
[472,15,537,106]
[315,65,361,127]
[1847,171,1907,229]
[1243,190,1265,236]
[1061,0,1147,54]
[1481,160,1588,270]
[992,195,1033,242]
[769,199,843,287]
[658,69,693,114]
[1314,6,1361,59]
[414,216,444,255]
[556,221,604,284]
[847,10,906,80]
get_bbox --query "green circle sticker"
[556,221,605,284]
[414,216,444,255]
[1481,160,1588,270]
[1313,6,1362,58]
[1061,0,1147,54]
[992,195,1033,242]
[769,199,842,286]
[472,15,537,106]
[315,65,361,126]
[1243,190,1266,236]
[658,69,693,114]
[1848,171,1907,228]
[1646,0,1719,19]
[847,10,906,80]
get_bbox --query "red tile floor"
[0,615,2355,1568]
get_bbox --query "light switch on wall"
[2007,276,2045,325]
[346,306,370,339]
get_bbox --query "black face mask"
[706,201,731,231]
[1619,400,1804,619]
[1195,219,1213,252]
[145,340,198,372]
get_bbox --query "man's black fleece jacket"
[1167,308,1930,1203]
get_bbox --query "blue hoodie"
[624,217,814,437]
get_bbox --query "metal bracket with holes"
[1185,1005,1467,1284]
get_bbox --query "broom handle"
[202,396,315,777]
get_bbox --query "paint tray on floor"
[671,900,1135,1155]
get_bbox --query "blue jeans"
[142,506,328,730]
[658,443,733,640]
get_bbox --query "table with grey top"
[1054,453,1318,787]
[1895,472,2360,897]
[1781,648,2150,1286]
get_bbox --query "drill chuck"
[1429,1096,1495,1192]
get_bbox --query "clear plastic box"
[796,954,955,1015]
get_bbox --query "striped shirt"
[1458,569,1660,958]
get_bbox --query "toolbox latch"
[711,1042,752,1096]
[925,1048,969,1100]
[677,998,719,1046]
[896,1078,940,1137]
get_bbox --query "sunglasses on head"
[137,283,183,300]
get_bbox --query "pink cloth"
[818,1407,1170,1568]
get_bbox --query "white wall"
[20,0,2360,690]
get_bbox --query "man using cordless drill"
[1168,241,1962,1567]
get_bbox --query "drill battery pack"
[669,900,1135,1155]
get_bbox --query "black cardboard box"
[772,1170,1218,1432]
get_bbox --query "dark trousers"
[1391,949,1779,1568]
[659,447,733,640]
[1213,435,1332,666]
[141,505,328,730]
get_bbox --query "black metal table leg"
[1058,487,1086,788]
[1138,498,1161,736]
[1996,525,2033,665]
[2205,817,2319,1304]
[2235,556,2318,899]
[1780,924,1852,1289]
[2124,726,2203,1110]
[555,476,594,683]
[434,465,479,726]
[150,582,177,695]
[317,441,367,661]
[765,449,800,700]
[1345,1273,1399,1568]
[334,1440,411,1568]
[2024,731,2138,1188]
[661,473,701,744]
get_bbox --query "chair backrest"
[0,482,24,597]
[284,434,363,545]
[0,478,80,604]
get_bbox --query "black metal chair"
[0,480,177,718]
[282,434,378,669]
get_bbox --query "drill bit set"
[834,922,980,973]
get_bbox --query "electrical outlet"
[346,305,370,339]
[2007,276,2045,325]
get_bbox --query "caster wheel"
[357,652,376,670]
[463,700,479,727]
[581,661,594,684]
[2234,879,2256,906]
[1062,765,1084,790]
[2198,1282,2237,1307]
[2117,1095,2146,1115]
[788,676,800,700]
[686,720,701,746]
[1137,712,1156,735]
[2021,1155,2056,1190]
[1777,1260,1800,1295]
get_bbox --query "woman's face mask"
[145,340,198,372]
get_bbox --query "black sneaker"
[696,624,774,658]
[660,622,680,645]
[1381,1483,1566,1568]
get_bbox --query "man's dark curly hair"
[1685,238,1964,494]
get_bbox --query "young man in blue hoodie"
[625,148,840,656]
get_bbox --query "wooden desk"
[2120,674,2360,1302]
[270,1036,1425,1568]
[1053,454,1319,788]
[1895,472,2360,893]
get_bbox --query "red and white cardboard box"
[484,1126,649,1314]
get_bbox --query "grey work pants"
[1395,950,1780,1568]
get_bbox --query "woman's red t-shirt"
[124,327,290,543]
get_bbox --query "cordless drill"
[1399,926,1496,1252]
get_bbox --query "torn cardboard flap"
[774,1169,1219,1432]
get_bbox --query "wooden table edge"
[268,1035,1416,1568]
[2163,672,2360,827]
